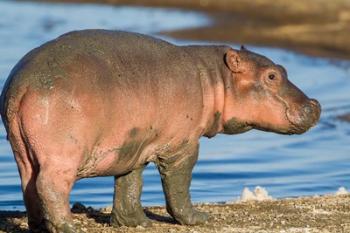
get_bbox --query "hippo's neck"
[183,45,231,138]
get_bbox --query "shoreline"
[20,0,350,60]
[1,194,350,232]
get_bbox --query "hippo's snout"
[287,98,321,134]
[304,99,321,127]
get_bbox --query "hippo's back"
[1,29,178,96]
[0,30,199,129]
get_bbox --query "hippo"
[0,30,321,233]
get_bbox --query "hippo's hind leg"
[19,127,82,232]
[19,164,47,233]
[156,143,209,225]
[35,164,78,233]
[111,165,152,227]
[7,120,46,232]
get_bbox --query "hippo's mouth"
[251,119,306,135]
[253,112,308,135]
[284,113,309,134]
[248,103,309,135]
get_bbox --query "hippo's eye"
[265,72,281,87]
[268,74,276,80]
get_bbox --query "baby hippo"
[0,30,321,233]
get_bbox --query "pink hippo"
[0,30,321,233]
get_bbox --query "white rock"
[335,186,348,195]
[240,187,256,202]
[254,186,273,201]
[239,186,273,202]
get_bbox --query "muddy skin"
[223,117,252,135]
[111,165,152,227]
[205,111,221,138]
[36,171,78,233]
[104,128,159,177]
[0,30,321,232]
[156,144,209,225]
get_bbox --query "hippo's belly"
[76,125,199,178]
[76,124,164,178]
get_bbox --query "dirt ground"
[1,194,350,233]
[26,0,350,60]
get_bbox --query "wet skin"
[0,30,320,232]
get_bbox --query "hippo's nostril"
[303,104,313,115]
[306,99,321,125]
[296,99,321,129]
[310,98,321,113]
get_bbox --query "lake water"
[0,0,349,210]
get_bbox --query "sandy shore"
[1,194,350,233]
[25,0,350,60]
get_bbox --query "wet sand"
[25,0,350,60]
[1,194,350,233]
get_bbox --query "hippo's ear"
[225,49,244,73]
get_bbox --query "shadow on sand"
[0,211,28,233]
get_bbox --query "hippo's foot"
[110,209,152,227]
[171,208,209,225]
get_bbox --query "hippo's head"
[222,47,321,135]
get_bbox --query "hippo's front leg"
[157,144,209,225]
[110,165,152,227]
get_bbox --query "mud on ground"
[1,194,350,233]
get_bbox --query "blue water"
[0,0,349,210]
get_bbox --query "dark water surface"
[0,0,349,210]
